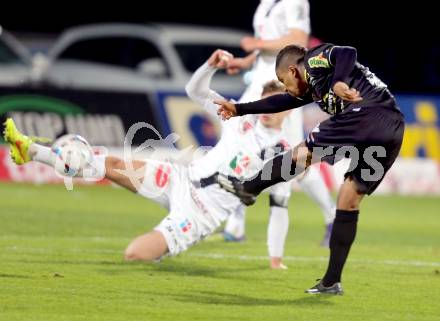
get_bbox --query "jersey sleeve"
[306,43,357,87]
[305,43,334,69]
[283,0,311,34]
[185,62,226,119]
[235,93,312,115]
[328,45,357,87]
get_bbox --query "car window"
[57,36,170,76]
[174,44,246,74]
[0,38,25,64]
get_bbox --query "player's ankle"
[270,257,287,269]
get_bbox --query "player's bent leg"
[124,231,168,262]
[104,156,147,193]
[243,141,313,195]
[216,142,313,205]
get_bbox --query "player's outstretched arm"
[185,49,233,117]
[215,93,309,120]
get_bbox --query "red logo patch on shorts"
[155,164,171,188]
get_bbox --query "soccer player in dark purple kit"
[215,43,405,294]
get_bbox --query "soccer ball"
[51,134,93,177]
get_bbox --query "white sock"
[29,144,56,166]
[224,206,246,238]
[82,155,106,179]
[28,143,106,180]
[298,166,336,225]
[267,206,289,258]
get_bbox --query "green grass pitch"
[0,182,439,321]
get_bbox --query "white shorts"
[137,160,222,256]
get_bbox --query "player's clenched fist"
[207,49,233,69]
[214,100,237,120]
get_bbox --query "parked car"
[0,24,251,150]
[38,23,248,96]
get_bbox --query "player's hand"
[226,58,247,75]
[214,100,238,120]
[208,49,233,69]
[240,36,260,53]
[333,81,363,103]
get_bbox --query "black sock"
[322,209,359,287]
[243,150,304,195]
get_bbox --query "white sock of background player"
[267,204,289,269]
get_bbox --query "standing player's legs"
[305,108,404,294]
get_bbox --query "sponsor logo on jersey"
[308,53,330,68]
[229,152,250,175]
[155,164,171,188]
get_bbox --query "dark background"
[1,0,437,94]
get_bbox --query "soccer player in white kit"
[223,0,335,256]
[4,50,310,263]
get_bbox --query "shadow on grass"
[0,273,33,279]
[14,257,272,282]
[141,289,335,307]
[13,259,127,266]
[130,259,265,280]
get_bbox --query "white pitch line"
[188,253,440,268]
[3,246,439,268]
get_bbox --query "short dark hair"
[262,80,286,95]
[275,45,307,71]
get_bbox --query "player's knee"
[337,202,359,211]
[124,247,152,262]
[269,194,289,208]
[337,196,362,211]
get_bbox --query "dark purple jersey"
[235,43,399,116]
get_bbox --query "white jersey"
[185,62,291,222]
[240,0,311,146]
[247,0,311,94]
